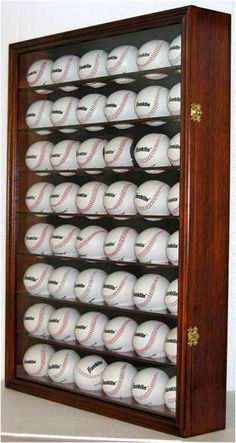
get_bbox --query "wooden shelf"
[22,165,180,174]
[18,211,179,221]
[19,65,181,93]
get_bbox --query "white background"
[0,0,235,396]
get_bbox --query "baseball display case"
[5,6,230,438]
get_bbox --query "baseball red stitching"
[28,60,49,86]
[29,304,48,334]
[171,206,179,215]
[31,345,46,376]
[30,142,51,170]
[78,95,104,124]
[136,136,162,165]
[135,276,160,308]
[136,230,163,258]
[78,139,103,167]
[140,87,161,119]
[78,229,105,250]
[78,182,103,213]
[134,322,162,354]
[53,351,70,379]
[25,266,51,292]
[166,352,177,363]
[53,97,76,126]
[137,42,164,69]
[108,47,130,73]
[105,137,130,165]
[107,91,133,121]
[54,56,76,83]
[30,100,48,128]
[133,371,159,400]
[106,183,133,211]
[107,363,127,396]
[104,274,131,300]
[52,141,76,168]
[26,224,52,252]
[135,183,166,213]
[27,182,51,211]
[51,308,73,338]
[77,270,97,300]
[78,313,102,344]
[104,318,133,346]
[105,227,131,258]
[50,227,78,250]
[50,183,75,209]
[51,268,73,295]
[75,364,102,379]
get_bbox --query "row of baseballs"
[23,264,178,313]
[25,84,181,134]
[26,37,181,92]
[23,304,177,363]
[23,344,177,411]
[26,133,181,175]
[23,225,179,264]
[25,181,179,217]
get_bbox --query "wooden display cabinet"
[5,5,230,438]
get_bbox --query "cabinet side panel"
[183,7,230,437]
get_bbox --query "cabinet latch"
[188,326,199,347]
[191,103,202,123]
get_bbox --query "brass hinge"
[191,103,203,123]
[188,326,199,347]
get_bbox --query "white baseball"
[166,230,179,265]
[164,375,177,413]
[75,311,108,347]
[106,45,138,84]
[102,271,136,307]
[26,59,53,94]
[48,266,79,300]
[79,49,108,88]
[23,263,54,295]
[25,141,54,176]
[23,303,55,336]
[134,133,171,172]
[77,138,106,174]
[103,181,137,217]
[76,181,107,217]
[104,227,138,262]
[49,182,79,217]
[168,133,181,166]
[50,140,79,175]
[50,224,80,257]
[24,223,54,255]
[76,94,107,130]
[164,327,177,364]
[132,368,169,405]
[104,90,137,129]
[167,183,180,216]
[133,320,170,359]
[25,182,54,215]
[132,274,170,312]
[167,83,181,116]
[50,97,80,133]
[135,228,169,264]
[25,100,53,134]
[168,35,181,66]
[23,344,55,377]
[74,268,107,303]
[103,316,137,352]
[48,307,80,341]
[104,136,134,172]
[134,180,170,217]
[135,86,170,126]
[74,355,107,391]
[76,225,107,259]
[102,361,137,398]
[137,40,170,79]
[48,349,80,383]
[51,55,80,91]
[165,279,178,314]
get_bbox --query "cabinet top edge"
[8,5,230,53]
